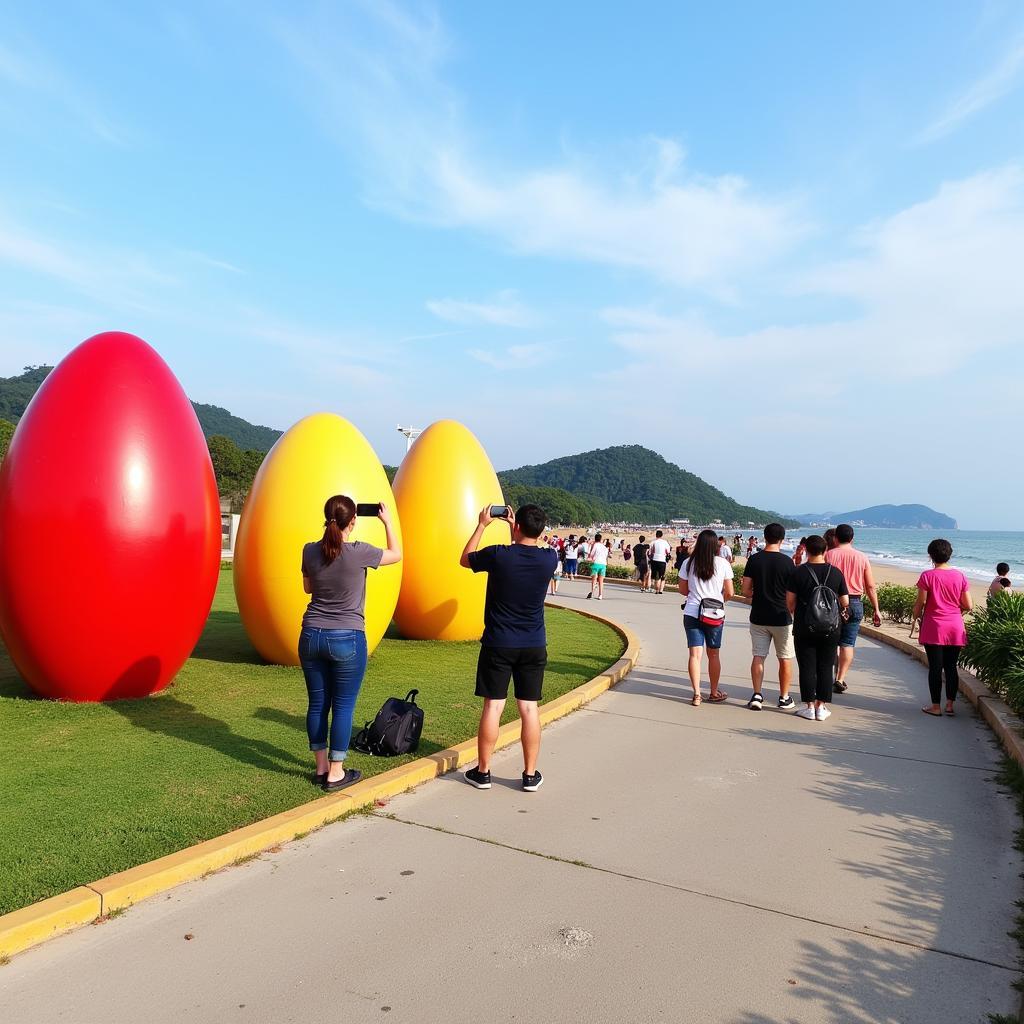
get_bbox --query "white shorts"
[749,623,795,661]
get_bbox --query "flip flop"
[708,691,729,703]
[921,707,942,717]
[691,694,702,706]
[945,707,956,716]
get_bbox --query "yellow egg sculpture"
[392,419,506,641]
[233,413,402,665]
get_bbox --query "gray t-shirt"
[301,541,384,631]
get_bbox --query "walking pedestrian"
[563,536,579,581]
[912,539,972,717]
[300,497,402,791]
[742,523,796,711]
[587,532,609,600]
[649,529,672,595]
[786,535,850,722]
[634,535,651,591]
[825,525,881,693]
[679,528,734,705]
[461,504,557,793]
[718,535,734,563]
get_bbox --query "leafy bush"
[962,591,1024,714]
[876,583,918,624]
[733,563,745,593]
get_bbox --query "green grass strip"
[0,569,623,915]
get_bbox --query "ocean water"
[776,528,1024,584]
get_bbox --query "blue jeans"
[684,614,724,649]
[839,597,864,648]
[298,627,368,762]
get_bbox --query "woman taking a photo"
[679,528,734,705]
[300,496,402,791]
[912,538,972,717]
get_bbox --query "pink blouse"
[917,568,969,647]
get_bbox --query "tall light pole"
[397,425,422,452]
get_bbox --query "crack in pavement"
[375,813,1017,973]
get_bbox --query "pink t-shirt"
[917,568,969,647]
[825,546,870,596]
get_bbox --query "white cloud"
[269,6,806,293]
[426,291,537,327]
[917,36,1024,143]
[468,344,547,370]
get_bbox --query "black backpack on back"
[804,565,840,636]
[352,689,424,757]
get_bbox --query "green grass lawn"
[0,569,623,916]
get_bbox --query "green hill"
[0,366,282,452]
[499,445,797,527]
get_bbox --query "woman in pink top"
[912,538,973,717]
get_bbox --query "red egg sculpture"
[0,332,221,701]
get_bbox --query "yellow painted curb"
[0,603,639,957]
[0,887,102,958]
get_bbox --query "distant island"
[789,504,958,530]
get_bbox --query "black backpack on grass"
[352,689,424,757]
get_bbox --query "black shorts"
[475,645,547,702]
[650,561,667,581]
[636,560,649,576]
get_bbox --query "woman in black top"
[785,534,850,722]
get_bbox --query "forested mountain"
[499,445,797,526]
[791,504,958,530]
[0,366,281,451]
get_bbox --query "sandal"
[921,707,942,717]
[708,691,729,703]
[691,694,702,706]
[945,705,956,716]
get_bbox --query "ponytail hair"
[320,495,356,564]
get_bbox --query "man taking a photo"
[460,504,557,792]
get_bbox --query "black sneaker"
[778,695,795,710]
[747,693,764,711]
[522,771,544,792]
[833,679,848,694]
[586,592,593,599]
[465,767,491,789]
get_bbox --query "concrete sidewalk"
[1,582,1020,1023]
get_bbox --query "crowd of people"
[294,494,1002,799]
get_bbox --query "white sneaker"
[816,706,832,721]
[795,707,816,720]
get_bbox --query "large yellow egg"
[393,419,506,640]
[233,413,402,664]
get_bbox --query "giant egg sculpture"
[0,332,222,701]
[392,419,506,640]
[233,413,402,665]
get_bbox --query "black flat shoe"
[323,769,362,792]
[312,772,327,786]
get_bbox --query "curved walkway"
[0,584,1020,1023]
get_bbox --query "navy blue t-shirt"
[468,544,558,648]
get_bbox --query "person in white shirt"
[586,532,609,600]
[679,529,735,705]
[649,529,673,595]
[718,536,734,564]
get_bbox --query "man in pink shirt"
[825,524,882,693]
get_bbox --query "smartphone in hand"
[489,504,511,519]
[356,502,382,517]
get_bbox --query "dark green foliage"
[500,445,797,527]
[207,435,266,512]
[0,365,52,422]
[383,465,397,484]
[733,562,745,593]
[503,483,607,527]
[962,591,1024,714]
[876,583,918,624]
[190,402,281,451]
[0,418,15,460]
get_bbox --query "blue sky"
[2,2,1023,529]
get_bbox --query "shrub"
[875,583,918,624]
[732,563,745,593]
[962,591,1024,714]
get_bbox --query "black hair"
[638,535,645,543]
[594,531,603,542]
[799,537,807,545]
[805,535,827,557]
[823,528,838,549]
[997,562,1010,576]
[1000,577,1012,588]
[927,538,953,565]
[685,529,719,582]
[763,523,785,544]
[655,529,663,538]
[835,524,854,544]
[515,504,547,539]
